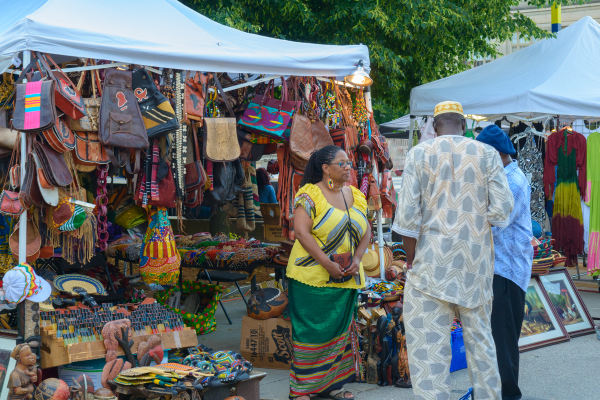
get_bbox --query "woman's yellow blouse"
[286,184,368,289]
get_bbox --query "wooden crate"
[40,326,198,369]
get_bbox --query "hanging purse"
[380,169,396,219]
[368,173,382,213]
[133,68,179,139]
[12,59,57,133]
[43,115,76,153]
[73,131,111,166]
[33,141,73,187]
[237,130,266,161]
[185,123,207,198]
[203,74,240,162]
[289,116,334,171]
[0,190,23,216]
[36,53,86,120]
[184,71,209,123]
[134,160,177,208]
[99,68,149,174]
[237,78,297,141]
[68,59,102,132]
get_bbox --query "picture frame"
[519,277,570,352]
[0,336,17,400]
[539,268,596,337]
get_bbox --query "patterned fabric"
[586,132,600,273]
[546,130,585,267]
[0,214,16,273]
[286,184,368,289]
[393,136,513,308]
[492,161,533,292]
[58,205,86,232]
[517,128,546,228]
[140,207,180,285]
[404,281,501,400]
[288,279,356,397]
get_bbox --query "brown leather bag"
[20,152,45,208]
[381,169,396,219]
[368,174,382,213]
[43,116,75,153]
[12,59,57,133]
[99,68,149,174]
[184,72,208,123]
[0,190,23,216]
[73,131,110,166]
[10,219,41,263]
[289,117,334,171]
[69,59,102,132]
[33,141,73,187]
[185,124,206,196]
[203,74,240,162]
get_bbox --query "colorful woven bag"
[155,281,223,335]
[139,207,180,285]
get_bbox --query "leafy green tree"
[182,1,577,120]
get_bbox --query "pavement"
[200,284,600,400]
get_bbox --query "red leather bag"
[135,161,177,208]
[37,53,86,120]
[185,72,209,123]
[381,170,396,219]
[0,190,23,217]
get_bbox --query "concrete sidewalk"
[200,290,600,400]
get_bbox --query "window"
[509,32,542,54]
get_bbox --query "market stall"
[0,0,412,399]
[403,16,600,353]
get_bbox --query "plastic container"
[450,327,467,372]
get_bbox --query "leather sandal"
[318,389,354,400]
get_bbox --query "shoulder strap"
[341,189,354,258]
[213,73,235,118]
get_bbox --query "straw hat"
[362,244,381,277]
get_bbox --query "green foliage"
[182,0,578,120]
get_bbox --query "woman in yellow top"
[287,145,370,400]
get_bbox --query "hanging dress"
[586,132,600,274]
[517,127,546,229]
[544,129,587,267]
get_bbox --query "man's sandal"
[318,389,354,400]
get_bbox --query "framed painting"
[519,277,569,352]
[0,336,17,400]
[539,268,596,337]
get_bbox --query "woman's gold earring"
[328,178,334,189]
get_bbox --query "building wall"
[473,1,600,66]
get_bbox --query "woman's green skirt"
[288,278,357,397]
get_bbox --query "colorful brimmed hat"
[52,197,86,231]
[2,263,52,303]
[434,101,464,117]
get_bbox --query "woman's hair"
[300,145,344,187]
[256,168,271,190]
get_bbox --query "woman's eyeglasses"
[331,161,353,168]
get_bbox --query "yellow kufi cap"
[434,101,464,117]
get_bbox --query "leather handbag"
[368,174,382,213]
[237,130,266,161]
[331,128,349,152]
[0,126,18,149]
[99,68,149,174]
[203,74,240,162]
[381,169,396,219]
[202,158,245,211]
[69,59,102,132]
[33,141,73,187]
[73,131,110,166]
[238,78,297,141]
[184,71,209,123]
[373,133,393,170]
[43,116,75,153]
[12,59,57,133]
[10,219,41,263]
[37,53,86,120]
[289,116,334,171]
[20,152,45,208]
[185,123,206,194]
[0,190,23,216]
[132,68,179,139]
[32,151,59,206]
[134,160,176,208]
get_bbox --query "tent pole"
[407,115,416,151]
[363,88,386,280]
[18,51,30,265]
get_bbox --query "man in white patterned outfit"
[393,101,514,400]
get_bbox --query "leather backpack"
[99,68,149,174]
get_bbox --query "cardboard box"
[240,317,293,370]
[260,204,286,242]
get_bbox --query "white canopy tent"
[0,0,388,278]
[0,0,369,76]
[407,16,600,148]
[410,16,600,119]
